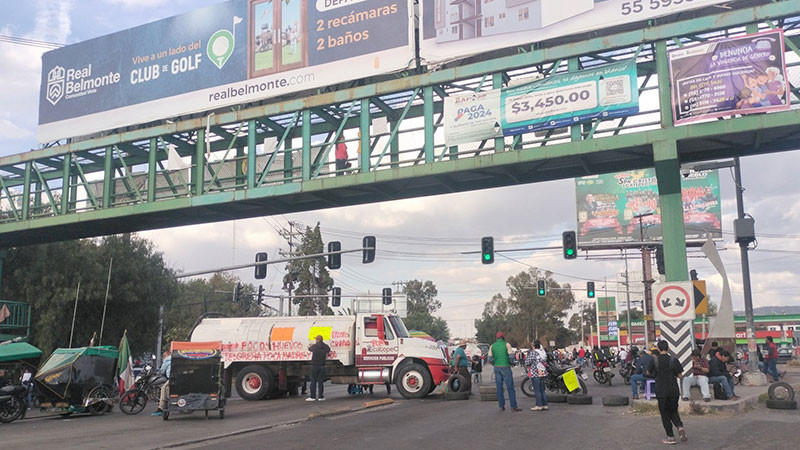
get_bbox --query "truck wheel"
[235,365,272,400]
[447,374,468,393]
[395,363,432,399]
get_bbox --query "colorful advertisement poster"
[420,0,731,66]
[38,0,414,142]
[443,90,503,146]
[501,59,638,136]
[576,168,722,247]
[669,29,790,125]
[597,297,617,342]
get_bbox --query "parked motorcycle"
[619,362,633,385]
[0,384,27,423]
[119,365,167,415]
[593,359,615,385]
[521,359,588,397]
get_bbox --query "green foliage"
[568,301,598,340]
[401,279,450,341]
[283,223,333,316]
[163,272,262,347]
[1,235,177,356]
[475,269,575,348]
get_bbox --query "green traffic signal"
[566,248,574,256]
[587,281,595,298]
[481,237,494,265]
[483,253,491,261]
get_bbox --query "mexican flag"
[118,330,134,395]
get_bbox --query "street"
[2,367,798,449]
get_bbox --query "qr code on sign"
[604,78,625,96]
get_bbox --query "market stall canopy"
[0,341,43,363]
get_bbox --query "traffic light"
[562,231,577,260]
[254,252,268,279]
[257,285,265,304]
[234,282,242,302]
[689,269,698,281]
[331,287,342,307]
[537,279,546,297]
[327,241,341,270]
[363,236,376,264]
[382,287,392,305]
[587,281,595,298]
[655,245,665,275]
[481,237,494,264]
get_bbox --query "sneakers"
[662,437,677,445]
[542,406,548,410]
[151,411,162,416]
[512,407,522,412]
[703,398,711,403]
[499,407,505,411]
[305,397,316,402]
[317,397,326,402]
[530,406,543,411]
[677,427,688,443]
[632,394,639,400]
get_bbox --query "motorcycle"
[619,362,633,385]
[119,365,167,415]
[593,359,614,386]
[521,358,589,397]
[0,384,28,424]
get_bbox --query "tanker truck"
[190,312,450,400]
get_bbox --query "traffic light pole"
[175,246,373,278]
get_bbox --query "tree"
[1,235,178,356]
[568,301,598,344]
[400,280,450,341]
[474,294,514,345]
[283,223,333,316]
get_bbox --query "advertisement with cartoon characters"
[669,29,789,125]
[575,168,722,246]
[38,0,414,142]
[420,0,731,65]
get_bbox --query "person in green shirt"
[489,332,520,411]
[451,342,472,393]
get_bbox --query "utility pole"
[155,305,164,367]
[279,220,304,316]
[580,299,585,346]
[623,249,632,347]
[635,212,655,348]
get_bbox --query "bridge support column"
[103,147,113,208]
[194,128,205,195]
[493,73,504,153]
[62,154,71,213]
[148,138,157,202]
[302,110,311,180]
[21,162,31,220]
[423,86,434,163]
[654,139,693,373]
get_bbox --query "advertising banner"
[501,59,638,136]
[576,168,722,247]
[669,29,789,125]
[597,297,617,342]
[38,0,414,142]
[443,90,503,146]
[420,0,731,65]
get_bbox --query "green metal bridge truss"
[1,1,799,283]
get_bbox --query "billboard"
[576,168,722,247]
[420,0,731,66]
[443,58,638,146]
[597,297,617,342]
[38,0,414,142]
[669,29,790,125]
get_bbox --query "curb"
[157,398,395,449]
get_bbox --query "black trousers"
[457,367,472,392]
[657,395,683,437]
[310,366,326,399]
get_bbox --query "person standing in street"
[526,340,548,411]
[647,340,687,445]
[307,335,331,401]
[451,341,472,393]
[763,336,781,382]
[489,332,521,412]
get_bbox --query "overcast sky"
[2,1,799,339]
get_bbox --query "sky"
[2,1,800,340]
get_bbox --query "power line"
[0,34,63,49]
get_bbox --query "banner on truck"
[420,0,731,66]
[38,0,414,142]
[576,168,722,247]
[669,29,790,125]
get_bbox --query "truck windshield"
[389,316,410,338]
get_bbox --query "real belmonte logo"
[45,63,121,106]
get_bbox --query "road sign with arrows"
[653,282,696,322]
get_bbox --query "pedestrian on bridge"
[489,332,520,412]
[335,136,351,175]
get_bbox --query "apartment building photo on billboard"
[434,0,595,43]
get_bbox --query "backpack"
[646,354,677,378]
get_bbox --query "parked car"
[777,347,794,364]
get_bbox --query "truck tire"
[766,399,797,410]
[235,365,272,400]
[445,391,470,401]
[768,382,795,402]
[395,363,432,399]
[447,374,469,393]
[602,395,629,407]
[548,393,567,403]
[566,394,592,405]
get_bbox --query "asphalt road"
[2,366,798,449]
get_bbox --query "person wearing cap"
[489,332,521,411]
[307,335,331,401]
[451,341,472,393]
